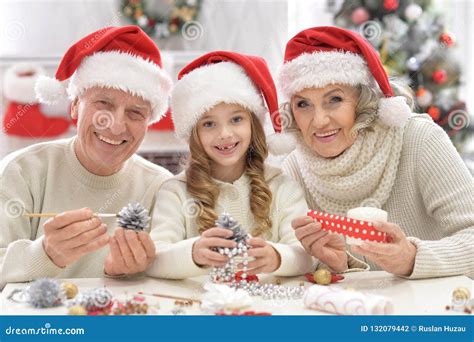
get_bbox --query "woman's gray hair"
[350,78,415,136]
[283,78,415,136]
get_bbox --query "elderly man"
[0,26,173,289]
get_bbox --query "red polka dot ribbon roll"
[307,210,387,243]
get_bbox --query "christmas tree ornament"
[439,32,455,48]
[68,305,87,315]
[416,87,433,108]
[117,202,150,231]
[313,269,332,285]
[351,7,370,25]
[304,285,394,315]
[432,69,448,84]
[62,282,79,299]
[405,57,421,71]
[7,278,66,308]
[209,213,251,283]
[67,287,114,313]
[307,208,388,245]
[305,273,344,284]
[404,4,423,22]
[383,0,399,12]
[427,106,441,121]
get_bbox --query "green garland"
[121,0,202,39]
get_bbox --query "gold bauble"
[313,268,332,285]
[62,282,78,299]
[68,305,87,316]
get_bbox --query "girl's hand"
[245,237,281,275]
[192,227,236,267]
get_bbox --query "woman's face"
[291,84,359,158]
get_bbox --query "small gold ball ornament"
[314,268,332,285]
[68,305,87,315]
[62,282,79,299]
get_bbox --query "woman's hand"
[292,216,348,272]
[245,237,281,275]
[351,221,417,276]
[192,227,236,267]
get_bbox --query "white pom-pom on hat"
[267,131,297,155]
[35,75,68,104]
[377,96,412,128]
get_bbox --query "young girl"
[146,51,316,279]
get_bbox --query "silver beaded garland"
[209,213,250,283]
[229,280,305,300]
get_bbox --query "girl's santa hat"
[35,25,172,123]
[277,26,412,131]
[171,51,289,154]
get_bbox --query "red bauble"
[432,69,448,84]
[383,0,399,11]
[439,32,455,47]
[351,7,370,25]
[427,106,441,121]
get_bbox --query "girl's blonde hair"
[185,111,273,237]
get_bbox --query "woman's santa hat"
[35,25,172,123]
[171,51,287,153]
[277,26,412,130]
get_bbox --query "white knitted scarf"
[295,121,404,216]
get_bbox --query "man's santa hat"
[277,26,412,132]
[171,50,287,154]
[35,25,172,123]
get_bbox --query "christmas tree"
[334,0,472,151]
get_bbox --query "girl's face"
[291,84,359,158]
[197,102,252,182]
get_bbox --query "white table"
[1,272,472,315]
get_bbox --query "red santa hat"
[277,26,412,129]
[35,25,172,123]
[171,51,289,153]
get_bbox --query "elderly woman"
[277,26,473,279]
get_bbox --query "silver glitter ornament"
[7,278,66,308]
[117,202,150,231]
[67,287,113,311]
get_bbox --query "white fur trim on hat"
[171,62,266,139]
[35,51,173,123]
[4,63,45,104]
[277,51,374,101]
[377,96,412,128]
[267,131,297,155]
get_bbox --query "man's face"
[71,87,152,176]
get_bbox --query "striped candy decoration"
[307,210,387,243]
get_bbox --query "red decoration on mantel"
[307,210,387,243]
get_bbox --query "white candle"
[346,207,388,245]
